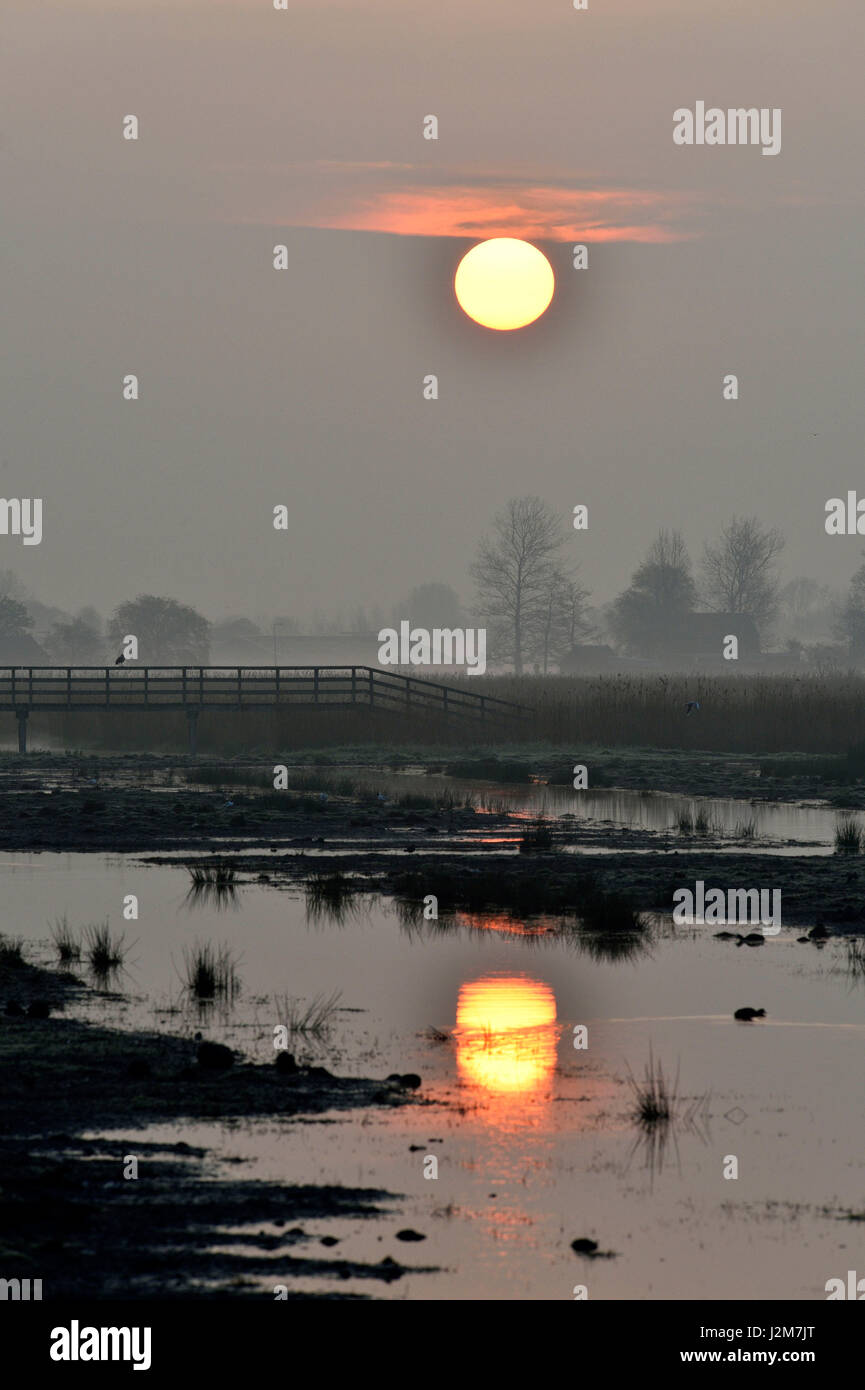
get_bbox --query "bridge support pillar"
[186,708,199,758]
[15,707,29,754]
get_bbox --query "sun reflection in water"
[455,974,558,1095]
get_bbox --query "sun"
[454,237,555,330]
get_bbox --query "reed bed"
[18,672,865,754]
[446,672,865,754]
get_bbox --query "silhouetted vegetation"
[83,921,127,976]
[0,935,25,967]
[275,989,343,1037]
[50,915,81,963]
[834,816,862,854]
[519,818,555,852]
[25,673,865,755]
[181,941,241,1002]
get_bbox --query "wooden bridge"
[0,666,529,752]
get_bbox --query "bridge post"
[15,707,29,753]
[186,707,199,758]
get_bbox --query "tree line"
[0,500,863,669]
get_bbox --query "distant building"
[560,644,623,674]
[664,612,761,667]
[272,633,381,668]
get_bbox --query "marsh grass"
[304,871,370,924]
[392,867,646,929]
[0,935,26,967]
[50,914,82,962]
[579,888,646,933]
[83,921,128,976]
[188,864,237,888]
[628,1048,677,1126]
[676,804,720,836]
[181,941,241,1001]
[276,989,343,1036]
[624,1048,713,1182]
[834,815,862,854]
[186,764,465,812]
[185,862,240,911]
[29,673,865,754]
[519,818,555,852]
[575,929,651,963]
[842,938,865,983]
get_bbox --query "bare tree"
[834,556,865,664]
[700,516,785,635]
[778,577,838,644]
[471,496,571,673]
[609,528,696,655]
[531,570,593,673]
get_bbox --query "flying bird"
[114,654,125,666]
[685,700,701,716]
[734,1007,766,1021]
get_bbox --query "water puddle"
[4,850,864,1298]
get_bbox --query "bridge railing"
[0,666,529,722]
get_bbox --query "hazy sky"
[3,0,863,623]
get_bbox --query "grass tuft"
[181,941,241,1001]
[627,1047,677,1126]
[834,815,862,854]
[83,921,127,975]
[276,989,343,1036]
[50,914,82,962]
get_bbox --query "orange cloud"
[230,162,698,242]
[309,183,691,243]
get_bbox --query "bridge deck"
[0,666,527,723]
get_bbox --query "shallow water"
[3,851,864,1299]
[399,774,844,848]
